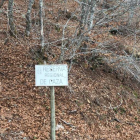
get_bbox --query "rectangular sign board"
[35,64,68,86]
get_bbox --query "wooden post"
[50,86,55,140]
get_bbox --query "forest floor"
[0,0,140,140]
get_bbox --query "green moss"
[134,117,137,120]
[116,125,120,129]
[113,108,118,114]
[55,25,61,32]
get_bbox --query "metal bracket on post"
[50,86,55,140]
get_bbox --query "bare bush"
[0,0,140,82]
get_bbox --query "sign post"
[35,64,68,140]
[51,86,55,140]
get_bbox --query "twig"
[0,71,5,75]
[69,110,77,114]
[60,119,75,127]
[0,97,23,100]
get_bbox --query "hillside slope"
[0,0,140,140]
[0,41,140,139]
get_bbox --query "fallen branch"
[60,119,75,127]
[0,97,23,100]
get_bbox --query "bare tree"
[2,0,140,82]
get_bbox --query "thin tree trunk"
[79,0,87,35]
[8,0,16,37]
[88,0,96,33]
[39,0,45,52]
[25,0,35,36]
[58,17,71,63]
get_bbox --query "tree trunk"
[88,0,96,33]
[79,0,87,35]
[8,0,16,37]
[39,0,45,52]
[25,0,35,36]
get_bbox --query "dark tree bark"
[8,0,16,37]
[39,0,45,52]
[25,0,35,36]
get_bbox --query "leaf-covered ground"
[0,0,140,140]
[0,40,140,139]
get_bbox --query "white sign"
[35,64,68,86]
